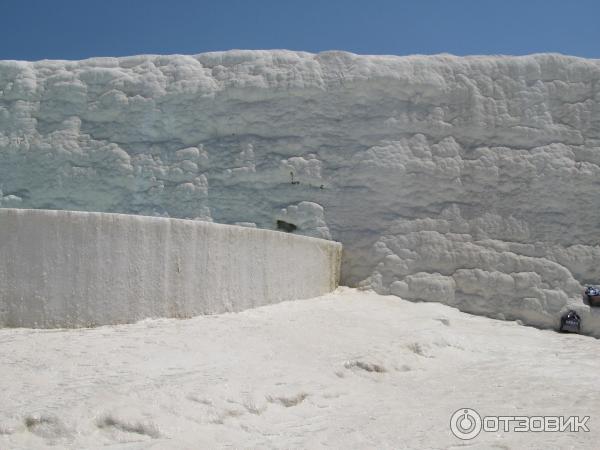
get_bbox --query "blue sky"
[1,0,599,61]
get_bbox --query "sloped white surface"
[1,50,600,329]
[0,208,341,327]
[0,289,599,448]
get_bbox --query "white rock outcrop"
[0,208,341,328]
[1,50,600,332]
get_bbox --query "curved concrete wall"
[0,208,342,328]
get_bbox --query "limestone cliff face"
[1,50,600,332]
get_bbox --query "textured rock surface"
[1,50,600,331]
[0,208,341,328]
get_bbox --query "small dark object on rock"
[585,286,600,307]
[276,220,297,232]
[559,310,581,333]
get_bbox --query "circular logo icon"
[450,408,482,440]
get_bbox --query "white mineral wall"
[1,50,600,332]
[0,208,341,328]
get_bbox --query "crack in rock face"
[2,50,600,333]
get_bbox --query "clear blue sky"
[2,0,599,61]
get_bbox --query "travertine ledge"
[0,208,342,328]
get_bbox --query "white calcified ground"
[1,288,599,449]
[1,50,600,331]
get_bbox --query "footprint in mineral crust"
[242,396,268,415]
[24,414,71,440]
[96,414,161,440]
[406,342,430,357]
[266,392,309,407]
[344,360,387,373]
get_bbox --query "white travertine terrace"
[1,50,600,332]
[0,208,341,328]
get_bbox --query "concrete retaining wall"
[0,208,342,328]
